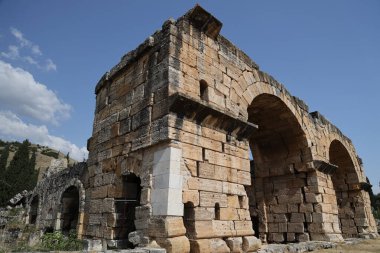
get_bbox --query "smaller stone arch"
[328,139,362,238]
[57,179,85,238]
[28,194,40,225]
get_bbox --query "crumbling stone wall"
[85,5,377,253]
[25,163,87,237]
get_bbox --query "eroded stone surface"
[0,4,377,253]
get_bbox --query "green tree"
[0,144,10,178]
[0,144,10,206]
[4,140,31,202]
[66,152,70,164]
[26,150,38,190]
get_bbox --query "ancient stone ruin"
[3,5,377,253]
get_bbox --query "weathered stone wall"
[84,4,377,252]
[25,162,87,237]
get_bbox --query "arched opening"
[199,79,208,100]
[61,186,80,235]
[183,202,195,241]
[115,173,141,248]
[247,94,310,243]
[215,203,220,220]
[29,195,39,225]
[329,140,359,238]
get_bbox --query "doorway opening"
[61,186,80,234]
[114,173,141,248]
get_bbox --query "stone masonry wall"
[85,5,377,252]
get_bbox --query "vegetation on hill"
[0,140,38,207]
[0,139,78,207]
[369,192,380,220]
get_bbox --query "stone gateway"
[20,5,378,253]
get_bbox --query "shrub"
[41,150,59,159]
[40,231,82,251]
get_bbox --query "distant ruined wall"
[26,163,87,238]
[83,5,377,253]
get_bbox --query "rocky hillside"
[0,140,77,181]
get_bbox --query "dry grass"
[314,238,380,253]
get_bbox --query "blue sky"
[0,1,379,192]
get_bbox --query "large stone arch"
[245,90,317,243]
[241,80,315,145]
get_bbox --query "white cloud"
[31,45,41,56]
[10,27,42,56]
[24,56,38,65]
[0,60,70,124]
[0,27,56,71]
[0,111,88,161]
[45,59,57,71]
[1,45,20,59]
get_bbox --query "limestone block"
[322,194,337,204]
[287,232,296,242]
[91,185,108,199]
[305,212,313,223]
[237,209,251,221]
[297,233,310,242]
[222,182,246,196]
[213,220,236,237]
[157,235,190,253]
[183,190,200,206]
[268,223,279,232]
[290,213,305,223]
[135,219,149,230]
[309,233,343,242]
[267,214,287,223]
[278,223,287,233]
[198,162,228,181]
[183,158,197,176]
[202,127,227,142]
[199,191,227,207]
[308,222,333,233]
[228,195,240,208]
[189,207,215,220]
[268,204,287,214]
[268,233,284,243]
[140,188,151,205]
[190,238,230,253]
[220,207,239,220]
[277,192,303,204]
[226,237,243,253]
[129,231,143,246]
[131,106,151,130]
[135,205,152,220]
[299,203,313,212]
[198,178,223,192]
[234,220,254,236]
[182,143,203,161]
[287,223,304,233]
[191,220,214,238]
[242,236,261,252]
[149,217,186,238]
[287,204,299,213]
[89,213,103,225]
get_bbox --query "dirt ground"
[313,238,380,253]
